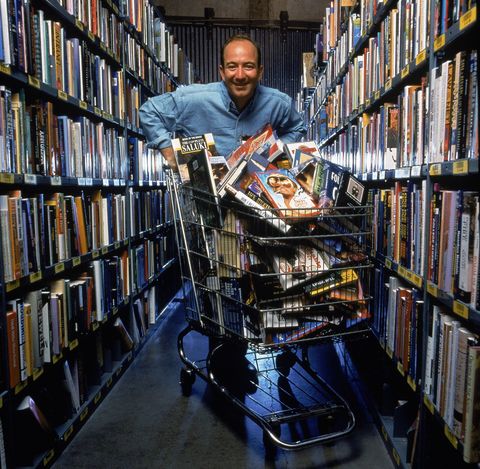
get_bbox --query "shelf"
[0,172,127,188]
[370,254,423,290]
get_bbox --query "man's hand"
[160,146,178,172]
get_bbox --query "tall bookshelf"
[305,1,479,467]
[0,0,190,466]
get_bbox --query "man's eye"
[227,65,237,70]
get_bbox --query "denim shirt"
[139,81,307,156]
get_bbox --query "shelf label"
[94,391,102,404]
[92,321,100,331]
[63,425,74,441]
[107,377,113,388]
[375,90,380,100]
[427,282,438,297]
[116,365,123,376]
[113,179,120,186]
[6,279,20,292]
[397,361,405,376]
[24,173,37,184]
[92,250,100,259]
[88,31,95,41]
[453,301,469,319]
[112,306,118,315]
[101,246,108,254]
[453,159,468,175]
[0,63,11,75]
[102,178,109,186]
[395,167,411,179]
[407,375,416,391]
[112,3,119,14]
[392,447,401,466]
[51,176,62,185]
[385,79,392,91]
[58,90,68,101]
[55,262,65,274]
[75,19,84,31]
[29,271,42,283]
[401,64,410,79]
[460,6,477,31]
[79,100,88,110]
[416,49,427,66]
[28,75,41,89]
[33,367,44,380]
[372,171,378,180]
[94,106,102,116]
[444,424,458,449]
[0,172,14,183]
[411,165,422,177]
[424,394,435,414]
[69,338,79,350]
[43,449,55,466]
[385,258,392,269]
[52,352,63,364]
[78,177,86,186]
[72,257,81,267]
[85,177,93,186]
[398,265,407,279]
[80,407,89,421]
[14,380,28,394]
[429,163,442,176]
[381,425,388,441]
[114,241,120,249]
[366,98,371,107]
[434,34,446,52]
[386,346,394,359]
[100,42,107,52]
[411,273,423,288]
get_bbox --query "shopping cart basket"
[167,172,373,451]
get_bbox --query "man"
[139,34,307,167]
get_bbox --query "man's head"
[219,35,263,111]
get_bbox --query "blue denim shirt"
[139,81,307,156]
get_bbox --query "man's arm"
[277,98,308,144]
[160,146,178,171]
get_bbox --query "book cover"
[284,140,320,164]
[171,133,218,183]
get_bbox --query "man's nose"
[234,67,246,79]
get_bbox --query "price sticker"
[28,75,41,88]
[385,78,392,91]
[101,246,108,254]
[453,159,468,175]
[366,98,371,107]
[460,6,477,30]
[375,90,380,100]
[52,352,63,364]
[430,163,442,176]
[55,262,65,274]
[100,42,107,52]
[94,106,102,117]
[114,241,120,249]
[0,63,11,75]
[416,49,427,66]
[444,424,458,449]
[73,257,81,267]
[397,361,405,376]
[424,394,435,414]
[411,273,422,288]
[0,172,14,183]
[92,321,99,331]
[80,407,89,421]
[63,425,74,441]
[33,367,44,380]
[92,250,100,259]
[43,449,56,466]
[385,258,392,269]
[392,447,401,466]
[51,176,62,186]
[24,173,37,184]
[79,100,88,110]
[14,380,28,394]
[427,282,438,297]
[6,280,20,292]
[398,265,407,279]
[75,19,84,31]
[58,90,68,101]
[29,271,42,283]
[453,301,469,319]
[69,338,79,350]
[401,64,410,79]
[94,391,102,404]
[434,34,446,52]
[102,110,108,119]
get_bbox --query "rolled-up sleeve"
[139,92,182,149]
[277,100,307,144]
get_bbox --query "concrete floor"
[53,299,393,469]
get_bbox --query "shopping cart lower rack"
[168,174,373,451]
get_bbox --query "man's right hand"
[160,146,178,172]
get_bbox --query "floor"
[53,298,393,469]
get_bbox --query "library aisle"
[52,295,392,469]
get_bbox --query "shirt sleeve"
[139,92,183,149]
[276,99,307,144]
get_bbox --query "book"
[284,141,320,164]
[305,268,358,297]
[171,133,218,183]
[464,345,480,463]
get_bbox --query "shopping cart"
[167,171,373,451]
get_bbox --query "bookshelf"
[306,1,479,467]
[0,0,188,466]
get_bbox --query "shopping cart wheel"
[275,350,296,377]
[263,425,280,459]
[180,367,196,396]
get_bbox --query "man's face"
[219,39,263,110]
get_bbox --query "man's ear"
[258,64,264,80]
[219,65,225,81]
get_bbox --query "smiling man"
[139,35,306,169]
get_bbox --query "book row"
[424,305,480,462]
[129,140,164,183]
[128,188,166,236]
[0,190,128,282]
[0,89,128,178]
[372,269,422,383]
[5,255,129,388]
[428,187,480,308]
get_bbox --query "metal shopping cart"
[167,171,373,451]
